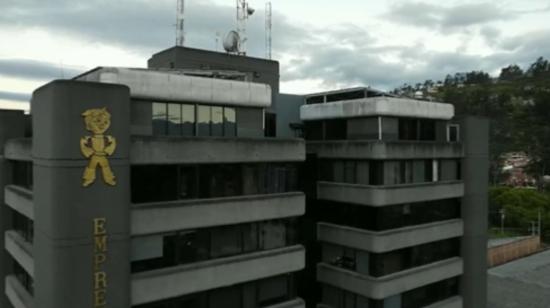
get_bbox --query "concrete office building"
[0,64,307,307]
[299,88,488,308]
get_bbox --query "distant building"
[299,88,489,308]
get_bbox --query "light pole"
[499,208,506,235]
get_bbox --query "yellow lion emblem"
[80,107,117,187]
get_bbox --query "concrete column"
[0,110,26,308]
[460,116,489,308]
[32,80,131,307]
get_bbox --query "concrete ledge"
[76,67,272,107]
[423,296,463,308]
[317,257,463,299]
[130,136,305,164]
[131,245,306,305]
[4,138,32,161]
[5,231,34,278]
[300,97,454,121]
[307,141,463,159]
[131,192,305,236]
[4,185,34,220]
[266,298,306,308]
[318,219,463,253]
[317,181,464,206]
[5,275,33,308]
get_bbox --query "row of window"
[322,238,460,277]
[131,163,299,203]
[319,159,461,186]
[321,276,459,308]
[316,198,461,231]
[131,219,297,273]
[304,118,439,141]
[303,117,460,142]
[153,102,237,137]
[134,274,296,308]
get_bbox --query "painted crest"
[80,107,117,187]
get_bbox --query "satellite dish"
[223,30,240,52]
[247,7,255,15]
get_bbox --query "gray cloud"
[0,91,31,102]
[0,59,83,80]
[385,2,512,31]
[1,0,549,94]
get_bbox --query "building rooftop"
[300,96,454,121]
[488,249,550,308]
[74,67,271,107]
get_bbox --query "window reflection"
[211,106,224,137]
[197,105,211,137]
[181,104,195,136]
[152,103,167,135]
[224,107,236,137]
[167,103,181,136]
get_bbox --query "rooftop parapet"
[300,96,454,121]
[75,67,272,108]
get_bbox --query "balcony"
[307,140,462,160]
[4,185,34,220]
[5,230,34,278]
[131,245,305,305]
[131,192,305,236]
[5,275,34,308]
[317,257,463,300]
[317,181,464,206]
[317,219,463,253]
[130,136,305,165]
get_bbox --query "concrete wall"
[306,141,463,160]
[0,110,26,308]
[131,192,305,236]
[459,116,489,308]
[317,257,463,300]
[488,236,540,267]
[316,181,464,206]
[131,245,305,305]
[277,94,304,138]
[318,219,463,253]
[31,80,131,308]
[130,136,305,165]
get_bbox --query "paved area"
[488,249,550,308]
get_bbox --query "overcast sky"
[1,0,549,110]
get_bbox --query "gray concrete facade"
[32,80,131,308]
[0,110,26,308]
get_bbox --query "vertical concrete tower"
[31,80,131,307]
[0,110,26,308]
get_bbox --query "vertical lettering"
[93,218,108,307]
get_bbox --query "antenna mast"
[265,2,272,59]
[236,0,254,55]
[176,0,185,46]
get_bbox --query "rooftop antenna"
[176,0,185,46]
[236,0,255,55]
[265,2,272,59]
